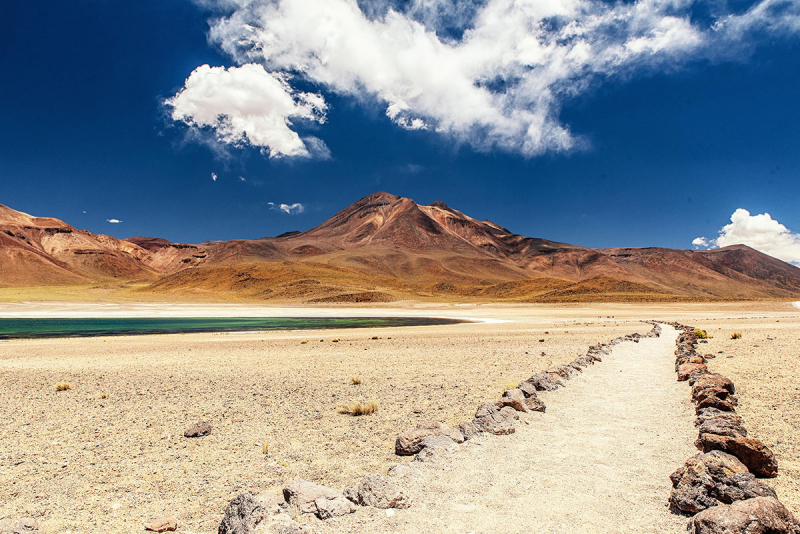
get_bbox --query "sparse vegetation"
[262,442,269,455]
[99,393,107,399]
[503,382,520,391]
[300,340,308,344]
[371,336,380,340]
[54,382,72,391]
[695,329,708,339]
[337,399,378,416]
[278,458,289,467]
[332,338,341,343]
[350,376,362,385]
[731,332,742,339]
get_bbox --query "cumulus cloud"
[177,0,800,158]
[694,209,800,265]
[167,64,328,158]
[267,201,305,215]
[106,219,122,224]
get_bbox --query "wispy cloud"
[174,0,800,158]
[694,209,800,265]
[267,201,305,215]
[211,172,218,181]
[106,218,123,224]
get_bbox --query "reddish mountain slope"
[1,194,799,300]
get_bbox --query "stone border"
[666,323,800,533]
[214,323,664,534]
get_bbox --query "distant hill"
[2,193,799,301]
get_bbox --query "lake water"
[0,317,467,340]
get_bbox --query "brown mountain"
[1,193,799,301]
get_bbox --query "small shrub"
[337,399,378,416]
[99,393,108,399]
[503,382,519,391]
[54,382,72,392]
[731,332,742,339]
[350,376,362,385]
[300,340,308,344]
[695,329,708,339]
[332,338,341,343]
[371,336,380,340]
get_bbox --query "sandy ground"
[0,301,798,533]
[314,325,696,534]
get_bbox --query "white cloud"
[692,237,709,247]
[694,209,800,265]
[267,202,305,215]
[180,0,800,158]
[106,219,122,224]
[211,172,218,181]
[167,64,328,158]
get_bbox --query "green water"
[0,317,467,340]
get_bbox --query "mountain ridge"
[1,195,799,301]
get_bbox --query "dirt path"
[321,324,697,534]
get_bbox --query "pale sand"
[0,302,798,533]
[315,325,696,534]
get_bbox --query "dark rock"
[395,421,464,455]
[497,388,528,412]
[344,474,411,509]
[691,374,735,393]
[712,472,778,504]
[694,387,735,405]
[696,434,778,478]
[696,395,737,413]
[473,402,515,435]
[549,364,579,380]
[696,409,743,427]
[145,517,177,532]
[218,493,268,534]
[184,421,212,438]
[669,451,749,515]
[524,395,546,413]
[523,372,562,392]
[697,418,748,439]
[678,363,709,381]
[688,497,800,534]
[283,479,356,519]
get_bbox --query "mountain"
[1,194,799,301]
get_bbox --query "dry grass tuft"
[54,382,72,392]
[503,382,520,391]
[337,399,378,416]
[300,340,308,344]
[350,376,362,385]
[262,442,269,455]
[695,329,708,339]
[731,332,742,339]
[332,338,341,343]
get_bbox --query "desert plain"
[0,300,798,533]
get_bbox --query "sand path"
[324,324,697,534]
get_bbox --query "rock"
[697,418,748,439]
[457,420,482,440]
[499,405,520,420]
[473,402,515,435]
[712,472,778,504]
[549,365,579,380]
[218,492,269,534]
[523,372,562,392]
[678,363,709,381]
[696,434,778,478]
[0,518,43,534]
[497,388,528,412]
[145,517,177,532]
[344,474,411,509]
[395,421,464,455]
[524,395,546,413]
[283,480,356,519]
[420,434,458,452]
[184,421,212,438]
[572,355,595,368]
[669,451,750,514]
[697,409,743,427]
[694,387,735,405]
[693,374,736,395]
[688,497,800,534]
[696,395,737,413]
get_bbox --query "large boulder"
[344,474,411,509]
[283,480,356,519]
[473,402,516,435]
[395,421,464,455]
[669,451,750,514]
[713,472,778,504]
[688,497,800,534]
[218,493,269,534]
[696,434,778,478]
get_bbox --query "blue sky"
[1,0,799,262]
